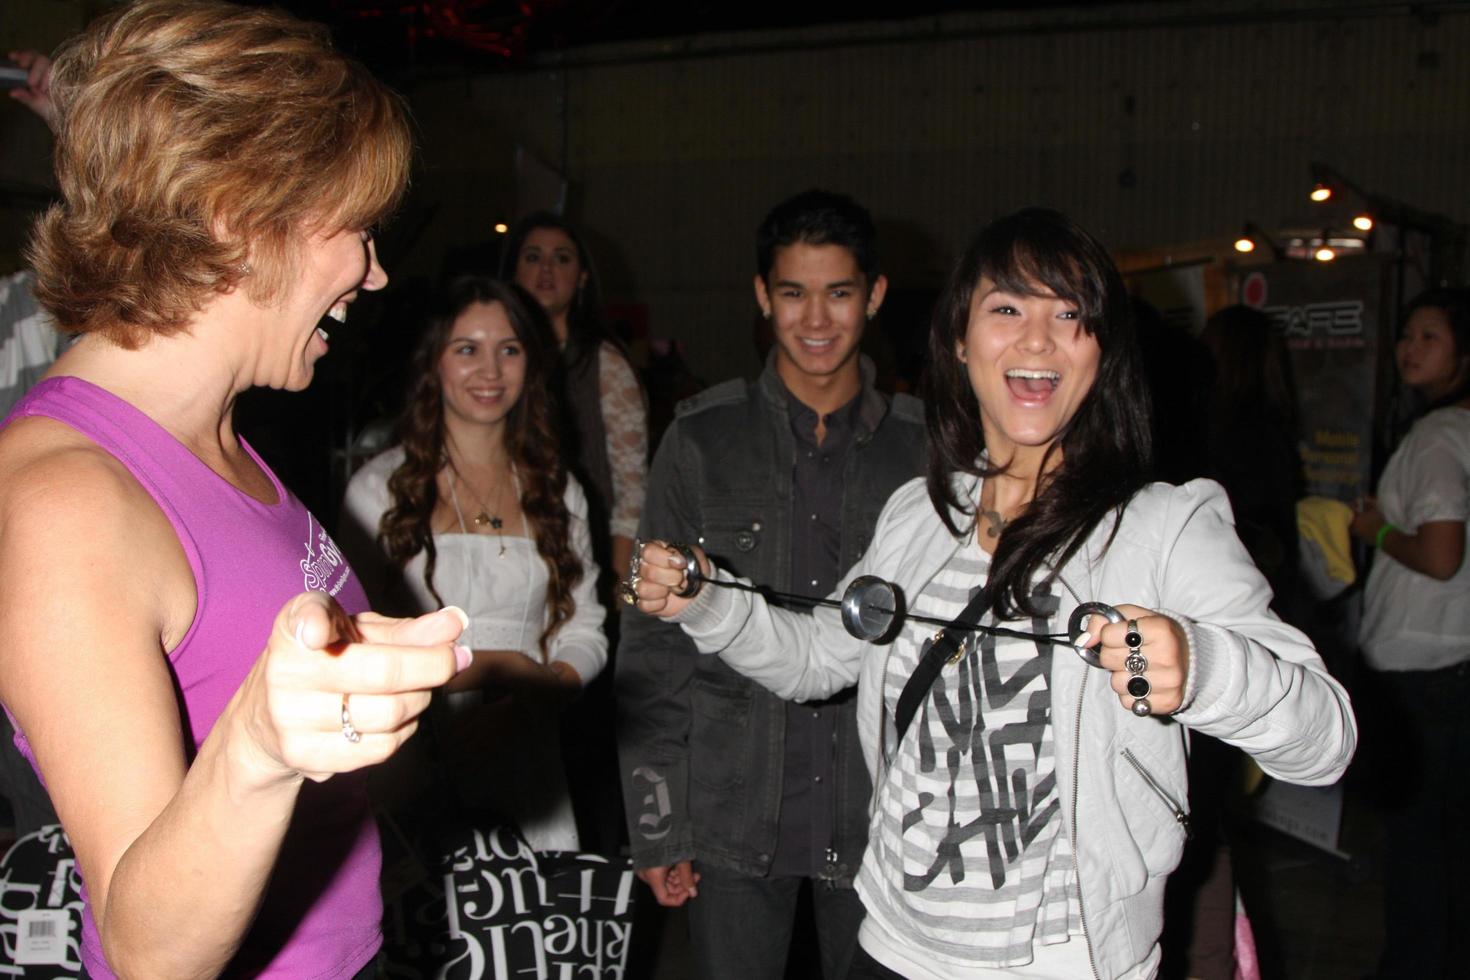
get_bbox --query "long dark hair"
[501,211,617,373]
[924,208,1153,619]
[378,275,583,659]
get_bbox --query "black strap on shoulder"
[893,584,992,744]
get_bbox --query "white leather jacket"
[673,475,1357,980]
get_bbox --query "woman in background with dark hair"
[505,212,648,579]
[626,208,1354,979]
[342,276,606,851]
[1351,288,1470,980]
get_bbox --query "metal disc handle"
[1067,601,1122,668]
[841,575,900,641]
[672,543,703,598]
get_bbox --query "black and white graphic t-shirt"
[856,543,1083,975]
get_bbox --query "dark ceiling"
[269,1,1118,76]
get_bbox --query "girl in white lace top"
[507,212,648,579]
[341,276,607,850]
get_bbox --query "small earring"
[762,309,771,321]
[239,262,252,276]
[866,309,876,321]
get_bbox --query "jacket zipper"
[1120,748,1194,840]
[1071,684,1102,980]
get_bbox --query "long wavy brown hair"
[378,276,582,659]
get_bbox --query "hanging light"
[1352,214,1374,232]
[493,222,509,234]
[1233,222,1279,258]
[1313,246,1336,262]
[1310,182,1334,203]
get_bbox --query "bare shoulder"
[0,415,195,643]
[1,415,156,530]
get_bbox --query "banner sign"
[1240,256,1388,502]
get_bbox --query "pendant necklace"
[978,484,1009,540]
[979,507,1008,539]
[446,463,512,557]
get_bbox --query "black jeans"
[845,944,907,979]
[686,862,864,979]
[1371,662,1470,979]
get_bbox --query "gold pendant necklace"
[448,463,509,556]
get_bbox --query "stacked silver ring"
[620,539,646,605]
[1124,619,1152,717]
[341,693,362,743]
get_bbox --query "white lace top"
[598,342,648,540]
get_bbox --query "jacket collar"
[757,351,888,436]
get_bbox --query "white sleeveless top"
[341,447,608,850]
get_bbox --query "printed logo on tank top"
[301,513,351,596]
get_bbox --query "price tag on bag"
[14,908,71,965]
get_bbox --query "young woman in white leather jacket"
[626,208,1356,980]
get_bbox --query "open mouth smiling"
[1005,368,1061,394]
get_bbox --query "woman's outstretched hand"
[228,593,470,784]
[1081,605,1190,717]
[624,539,710,619]
[7,50,58,132]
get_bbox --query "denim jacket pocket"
[689,675,753,793]
[698,499,769,567]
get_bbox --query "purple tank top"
[4,377,381,980]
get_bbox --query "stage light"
[1310,182,1333,203]
[1234,236,1256,253]
[1314,246,1336,262]
[494,222,509,234]
[1352,214,1374,232]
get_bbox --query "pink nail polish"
[442,605,470,631]
[454,645,473,673]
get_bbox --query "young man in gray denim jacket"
[616,190,925,979]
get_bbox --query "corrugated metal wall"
[410,0,1470,385]
[4,1,1466,387]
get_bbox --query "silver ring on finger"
[1124,619,1152,717]
[341,693,362,743]
[630,537,647,578]
[1124,619,1148,675]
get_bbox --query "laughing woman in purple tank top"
[0,3,469,978]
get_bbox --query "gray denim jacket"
[616,356,925,885]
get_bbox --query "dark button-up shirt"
[770,385,864,877]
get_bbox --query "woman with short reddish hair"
[0,3,466,977]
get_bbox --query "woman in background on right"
[1352,288,1470,980]
[504,212,647,580]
